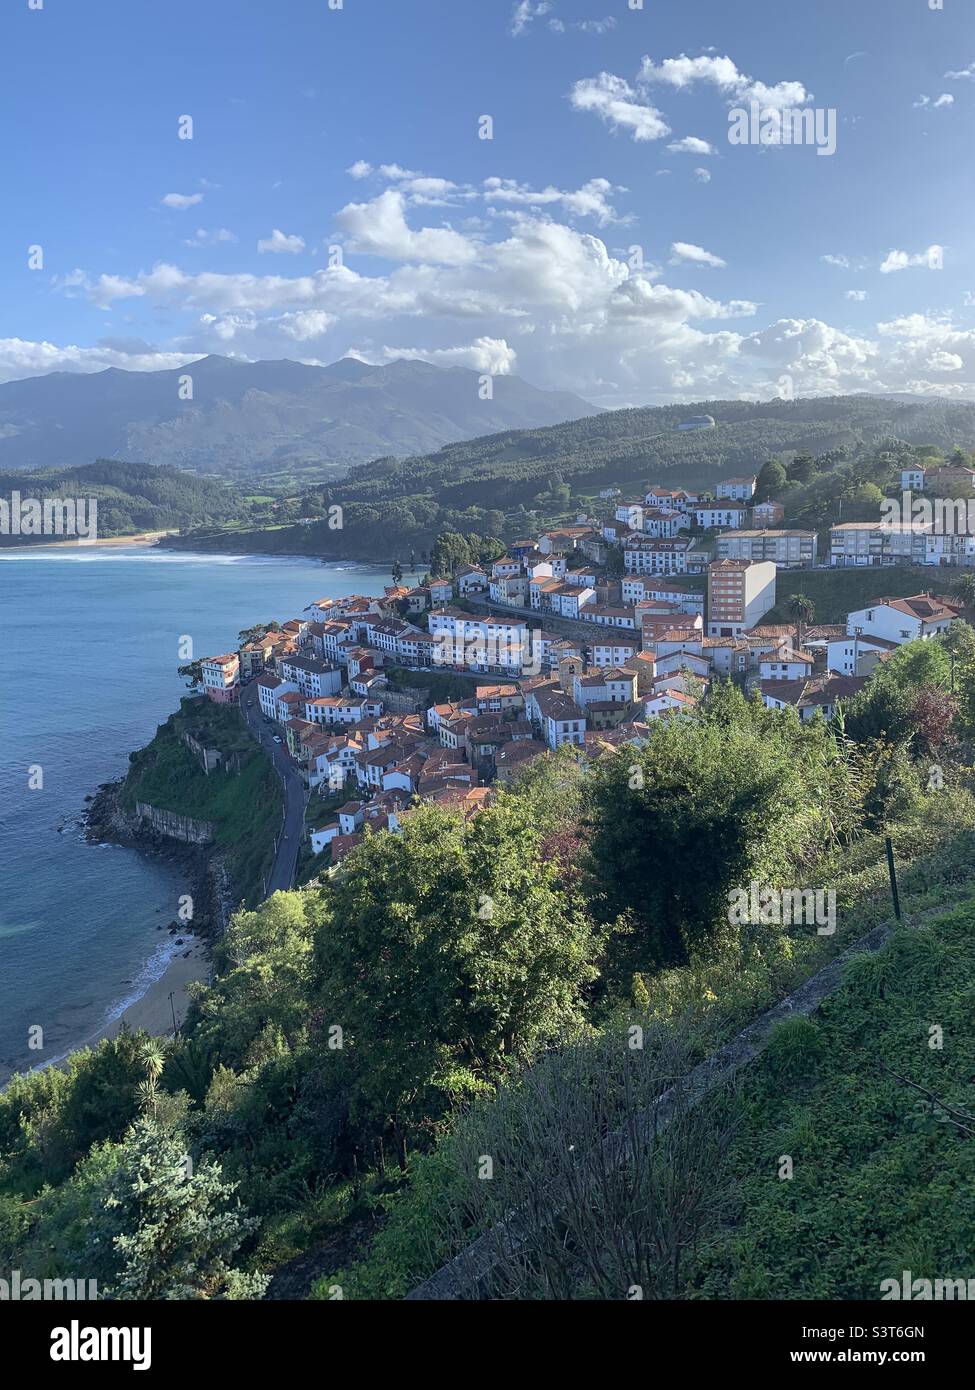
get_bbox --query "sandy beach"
[77,940,211,1054]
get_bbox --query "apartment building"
[716,528,817,568]
[706,559,777,637]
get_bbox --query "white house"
[846,594,961,645]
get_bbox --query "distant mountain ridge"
[0,355,595,476]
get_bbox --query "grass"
[766,565,955,625]
[691,897,975,1299]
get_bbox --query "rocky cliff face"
[134,802,215,844]
[85,780,229,939]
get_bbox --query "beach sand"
[83,943,210,1049]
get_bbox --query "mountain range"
[0,355,594,476]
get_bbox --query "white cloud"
[381,337,517,374]
[670,241,726,269]
[569,72,670,141]
[693,168,712,183]
[666,136,716,154]
[183,228,237,247]
[335,190,478,265]
[880,245,944,274]
[0,337,200,382]
[483,176,624,225]
[945,62,975,79]
[821,254,850,268]
[914,93,954,108]
[639,53,810,111]
[845,289,868,301]
[278,309,336,340]
[347,160,373,179]
[510,1,552,37]
[257,229,307,255]
[161,192,204,210]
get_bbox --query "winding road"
[239,679,308,897]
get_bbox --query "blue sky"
[2,0,974,405]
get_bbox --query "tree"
[953,574,975,622]
[391,560,403,585]
[83,1114,268,1299]
[177,659,204,691]
[317,800,598,1161]
[788,593,816,649]
[755,458,787,502]
[585,714,818,979]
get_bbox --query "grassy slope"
[766,566,952,625]
[693,898,975,1299]
[121,698,282,905]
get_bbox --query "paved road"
[239,680,308,897]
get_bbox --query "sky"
[2,0,974,407]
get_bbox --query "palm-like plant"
[788,593,816,650]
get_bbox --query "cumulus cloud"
[880,245,944,273]
[667,136,716,154]
[161,192,204,210]
[670,241,726,269]
[569,72,670,141]
[914,93,954,108]
[335,190,478,265]
[821,253,850,268]
[257,229,307,255]
[183,228,237,247]
[381,337,517,374]
[483,176,625,225]
[945,62,975,79]
[845,289,868,301]
[693,168,712,183]
[0,337,200,383]
[639,53,810,111]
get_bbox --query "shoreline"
[0,529,178,551]
[0,938,210,1090]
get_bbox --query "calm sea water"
[0,545,393,1082]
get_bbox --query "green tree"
[586,714,818,978]
[317,800,598,1162]
[788,593,816,649]
[755,458,787,502]
[84,1114,267,1299]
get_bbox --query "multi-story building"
[716,529,817,569]
[201,653,240,704]
[623,537,695,575]
[706,559,777,637]
[716,476,757,501]
[692,504,749,530]
[829,521,929,567]
[752,501,785,527]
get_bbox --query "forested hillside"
[0,460,243,545]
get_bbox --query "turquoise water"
[0,545,393,1081]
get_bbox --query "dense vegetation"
[0,460,247,545]
[121,699,282,907]
[4,622,975,1299]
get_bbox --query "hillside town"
[197,474,967,869]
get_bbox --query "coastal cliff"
[85,694,283,938]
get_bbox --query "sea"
[0,544,393,1083]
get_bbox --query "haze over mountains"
[0,355,595,477]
